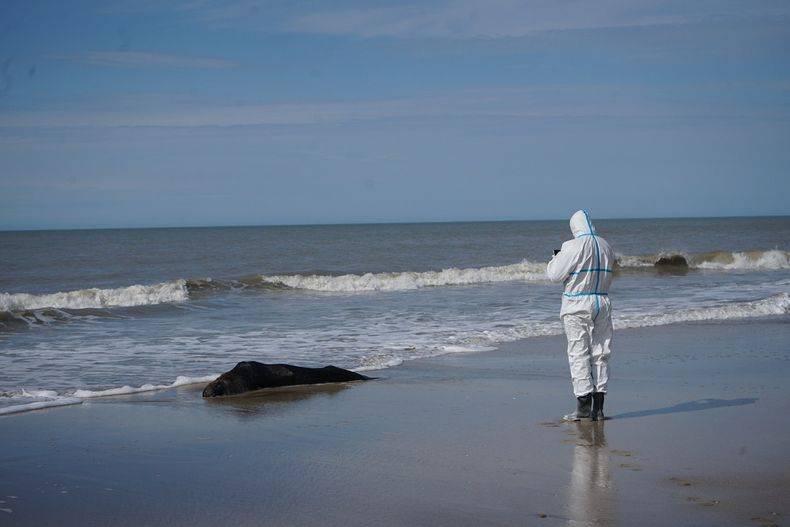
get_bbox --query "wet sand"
[1,318,788,526]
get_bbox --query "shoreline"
[2,318,789,526]
[3,291,789,416]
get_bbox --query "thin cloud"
[286,0,789,39]
[51,51,237,69]
[1,85,780,130]
[99,1,790,39]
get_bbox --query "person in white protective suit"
[546,210,615,421]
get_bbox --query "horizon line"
[1,213,789,233]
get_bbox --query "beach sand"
[1,318,788,526]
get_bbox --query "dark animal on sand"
[202,361,371,397]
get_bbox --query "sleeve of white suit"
[546,241,579,283]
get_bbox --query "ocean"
[1,217,789,415]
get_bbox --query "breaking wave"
[184,277,291,292]
[690,250,789,270]
[1,250,787,321]
[0,280,189,313]
[616,250,789,270]
[254,250,789,292]
[258,260,548,292]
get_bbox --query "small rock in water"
[654,255,688,267]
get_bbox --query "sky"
[1,0,789,230]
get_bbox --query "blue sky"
[1,0,789,229]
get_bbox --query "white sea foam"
[71,374,219,399]
[424,293,790,356]
[261,250,790,293]
[0,397,83,416]
[616,250,790,270]
[0,280,189,313]
[693,250,790,270]
[2,250,787,316]
[615,254,655,267]
[2,291,788,415]
[615,292,790,328]
[354,357,405,372]
[260,260,549,292]
[441,344,498,353]
[472,293,790,346]
[20,389,60,398]
[0,374,218,417]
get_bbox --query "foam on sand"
[0,374,218,417]
[0,397,83,416]
[70,374,219,399]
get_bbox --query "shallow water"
[1,217,789,413]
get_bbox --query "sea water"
[1,217,789,414]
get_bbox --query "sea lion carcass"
[202,361,370,397]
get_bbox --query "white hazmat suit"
[547,210,614,398]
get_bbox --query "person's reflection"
[567,423,613,526]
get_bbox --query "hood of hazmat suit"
[570,209,595,238]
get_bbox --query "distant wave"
[0,280,188,313]
[1,249,787,321]
[255,250,789,292]
[690,250,789,270]
[616,250,789,270]
[258,260,549,292]
[185,277,291,292]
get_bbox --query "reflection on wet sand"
[567,423,614,526]
[203,382,352,417]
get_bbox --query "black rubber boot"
[592,392,605,421]
[563,394,592,421]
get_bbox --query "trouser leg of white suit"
[590,300,613,394]
[562,312,595,397]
